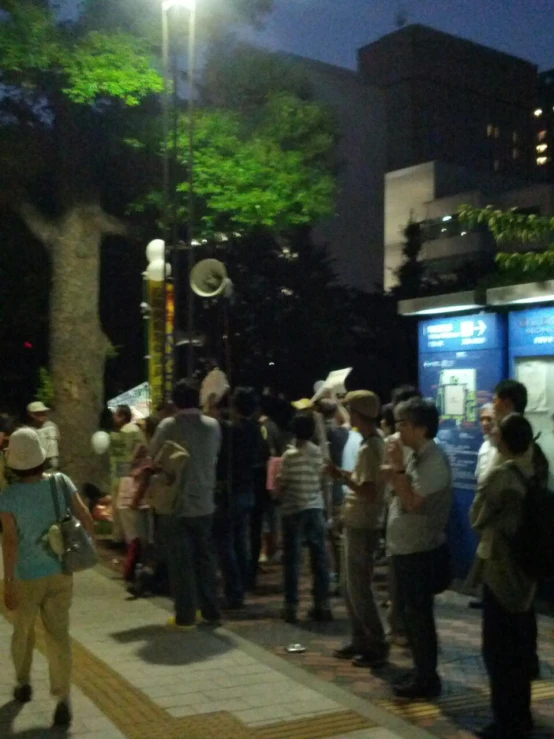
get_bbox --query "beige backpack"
[144,425,190,514]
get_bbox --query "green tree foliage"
[458,204,554,283]
[392,219,425,298]
[35,367,55,408]
[0,1,273,482]
[132,46,337,238]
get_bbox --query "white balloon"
[91,431,111,455]
[146,258,171,282]
[313,380,325,394]
[146,239,165,264]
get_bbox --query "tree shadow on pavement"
[110,624,235,666]
[0,700,69,738]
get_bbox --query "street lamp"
[161,0,197,387]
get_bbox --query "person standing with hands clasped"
[384,398,452,699]
[331,390,389,668]
[0,428,95,728]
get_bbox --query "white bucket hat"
[7,428,46,470]
[27,401,50,414]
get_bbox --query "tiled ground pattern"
[0,571,379,739]
[99,544,554,739]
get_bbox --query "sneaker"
[333,644,359,660]
[53,701,72,727]
[352,651,389,669]
[307,607,333,622]
[393,677,442,700]
[167,616,196,632]
[13,684,32,703]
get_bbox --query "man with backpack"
[150,380,222,629]
[470,413,538,739]
[489,380,549,680]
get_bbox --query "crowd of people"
[0,377,548,739]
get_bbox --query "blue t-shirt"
[0,474,77,580]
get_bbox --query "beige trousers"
[12,573,73,700]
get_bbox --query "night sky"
[240,0,554,72]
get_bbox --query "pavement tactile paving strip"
[0,584,375,739]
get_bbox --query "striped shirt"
[279,442,325,515]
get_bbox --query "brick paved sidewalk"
[0,550,430,739]
[97,543,554,739]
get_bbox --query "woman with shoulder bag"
[0,428,95,728]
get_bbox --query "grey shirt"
[387,439,453,556]
[150,411,221,518]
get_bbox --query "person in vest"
[332,391,389,668]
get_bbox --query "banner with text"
[148,282,174,410]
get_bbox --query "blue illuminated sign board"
[419,313,504,353]
[509,307,554,353]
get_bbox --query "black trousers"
[392,550,438,684]
[482,585,534,733]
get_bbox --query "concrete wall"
[283,55,386,291]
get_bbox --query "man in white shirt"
[385,397,453,700]
[27,401,60,471]
[475,403,495,483]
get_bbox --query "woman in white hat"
[0,428,94,728]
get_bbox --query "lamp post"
[161,0,197,384]
[145,240,172,410]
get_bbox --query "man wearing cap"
[27,402,60,472]
[330,390,389,668]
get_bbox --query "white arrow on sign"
[477,320,487,336]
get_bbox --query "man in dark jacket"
[214,387,265,608]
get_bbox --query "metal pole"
[161,5,171,400]
[170,9,180,384]
[186,4,197,379]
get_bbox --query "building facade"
[358,24,537,180]
[385,161,554,291]
[535,70,554,180]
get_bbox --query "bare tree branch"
[17,203,58,248]
[97,210,128,237]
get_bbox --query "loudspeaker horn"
[190,259,229,298]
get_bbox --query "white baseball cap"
[27,401,50,414]
[7,428,47,470]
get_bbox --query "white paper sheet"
[517,360,549,413]
[444,384,466,416]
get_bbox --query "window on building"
[535,108,544,117]
[537,143,548,153]
[494,127,500,138]
[513,132,519,143]
[487,124,493,137]
[513,148,520,159]
[539,130,548,142]
[537,156,549,166]
[494,159,500,171]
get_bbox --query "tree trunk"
[20,202,126,487]
[50,206,109,485]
